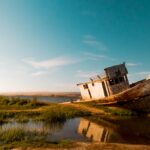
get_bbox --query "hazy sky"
[0,0,149,92]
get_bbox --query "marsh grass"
[0,127,75,149]
[0,127,49,143]
[0,128,25,143]
[41,105,66,123]
[0,112,15,124]
[0,111,41,124]
[0,96,48,110]
[0,103,91,124]
[40,105,91,123]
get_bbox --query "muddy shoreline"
[12,142,150,150]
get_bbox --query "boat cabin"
[77,63,130,100]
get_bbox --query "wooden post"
[106,80,112,96]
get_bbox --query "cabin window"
[83,84,88,89]
[114,77,124,84]
[109,77,124,85]
[109,79,115,85]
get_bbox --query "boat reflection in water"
[78,118,111,142]
[77,118,150,145]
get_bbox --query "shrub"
[17,99,29,106]
[42,105,66,123]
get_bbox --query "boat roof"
[77,75,107,86]
[104,62,126,70]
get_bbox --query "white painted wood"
[88,82,105,99]
[78,85,91,100]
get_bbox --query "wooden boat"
[76,79,150,112]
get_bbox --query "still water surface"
[19,96,75,103]
[1,117,150,145]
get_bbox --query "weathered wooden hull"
[112,95,150,112]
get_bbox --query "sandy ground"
[12,142,150,150]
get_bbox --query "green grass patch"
[0,128,25,143]
[0,127,75,149]
[103,107,137,116]
[0,104,91,124]
[40,105,91,123]
[0,96,48,110]
[0,111,41,124]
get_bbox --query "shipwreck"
[77,62,130,100]
[77,63,150,111]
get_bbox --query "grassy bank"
[0,103,91,124]
[79,101,137,116]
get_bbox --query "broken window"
[109,76,125,85]
[109,79,115,85]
